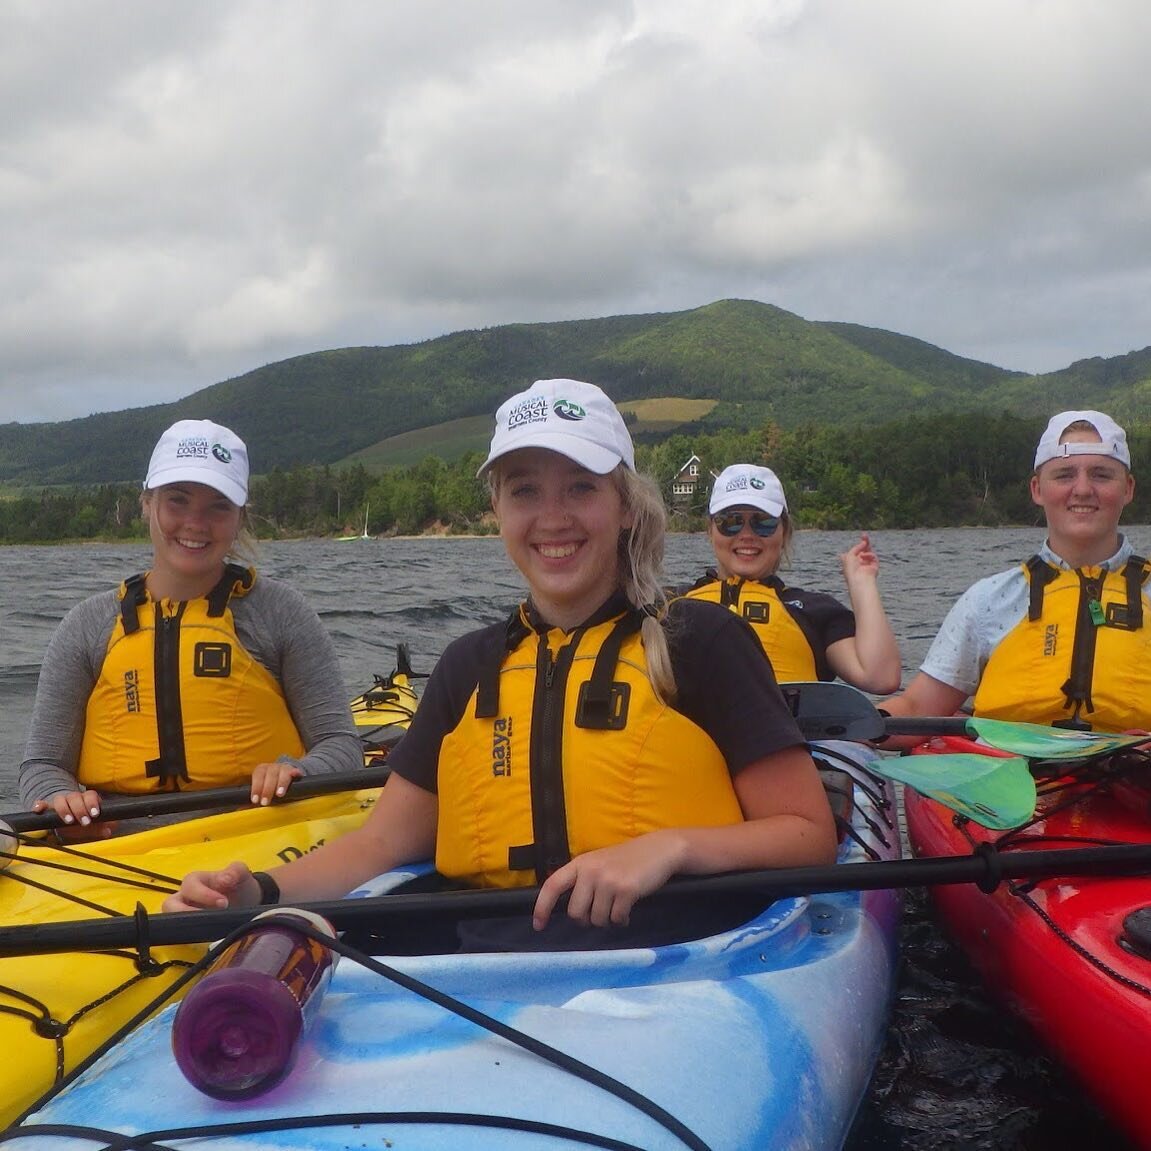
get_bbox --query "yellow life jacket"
[78,565,306,793]
[435,606,744,888]
[973,554,1151,731]
[683,574,826,681]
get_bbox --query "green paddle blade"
[876,752,1037,830]
[966,718,1148,762]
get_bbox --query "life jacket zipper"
[527,631,581,881]
[146,602,190,788]
[1057,571,1104,730]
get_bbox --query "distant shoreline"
[8,521,1114,548]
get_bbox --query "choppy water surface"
[0,529,1139,1149]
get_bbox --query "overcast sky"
[3,1,1151,423]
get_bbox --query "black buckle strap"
[205,563,252,617]
[118,573,149,635]
[474,609,531,718]
[1026,555,1059,622]
[574,611,642,730]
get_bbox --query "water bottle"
[172,907,338,1100]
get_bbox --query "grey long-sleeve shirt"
[19,574,362,807]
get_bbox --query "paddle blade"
[782,681,888,742]
[782,680,975,742]
[876,753,1037,830]
[968,718,1148,762]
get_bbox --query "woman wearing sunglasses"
[682,464,902,692]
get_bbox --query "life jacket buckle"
[575,681,631,730]
[1105,602,1138,630]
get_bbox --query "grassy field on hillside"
[339,398,718,470]
[619,397,717,430]
[341,415,492,469]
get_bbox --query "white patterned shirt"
[919,535,1137,698]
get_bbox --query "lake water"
[0,528,1139,1149]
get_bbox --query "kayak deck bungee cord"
[905,738,1151,1150]
[350,643,426,766]
[4,743,903,1151]
[11,680,1151,1147]
[0,663,419,1129]
[0,787,383,1127]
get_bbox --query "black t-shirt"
[767,582,856,649]
[377,597,812,953]
[388,596,806,794]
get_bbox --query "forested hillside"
[0,298,1050,487]
[10,411,1151,544]
[3,296,1150,543]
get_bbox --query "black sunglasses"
[712,511,781,538]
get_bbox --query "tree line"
[3,411,1148,544]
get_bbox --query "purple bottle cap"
[173,968,303,1100]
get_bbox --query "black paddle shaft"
[2,768,392,834]
[4,842,1151,957]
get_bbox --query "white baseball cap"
[144,419,250,506]
[477,379,636,475]
[1033,410,1130,470]
[709,464,788,517]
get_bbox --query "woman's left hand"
[249,762,303,806]
[532,830,685,931]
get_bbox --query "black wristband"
[252,870,281,905]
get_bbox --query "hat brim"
[144,465,247,507]
[709,493,787,518]
[477,432,625,477]
[1034,441,1131,470]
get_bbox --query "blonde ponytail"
[615,468,677,704]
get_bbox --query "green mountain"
[1,298,1146,487]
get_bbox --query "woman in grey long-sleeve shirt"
[18,418,361,831]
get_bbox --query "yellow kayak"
[0,787,380,1125]
[351,645,424,765]
[0,660,420,1126]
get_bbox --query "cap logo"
[553,399,587,422]
[724,475,750,492]
[212,443,232,464]
[749,477,765,490]
[506,395,549,430]
[174,435,211,462]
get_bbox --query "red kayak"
[904,737,1151,1150]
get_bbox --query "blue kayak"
[4,742,901,1151]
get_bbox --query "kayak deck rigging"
[5,744,903,1150]
[906,738,1151,1146]
[921,739,1151,1001]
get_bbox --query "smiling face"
[491,448,632,630]
[708,505,787,581]
[144,481,243,599]
[1030,429,1134,566]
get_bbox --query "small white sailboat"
[336,504,371,541]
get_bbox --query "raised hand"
[840,532,880,586]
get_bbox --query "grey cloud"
[1,0,1150,421]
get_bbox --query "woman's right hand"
[249,761,303,806]
[33,790,112,840]
[34,788,102,826]
[162,861,259,913]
